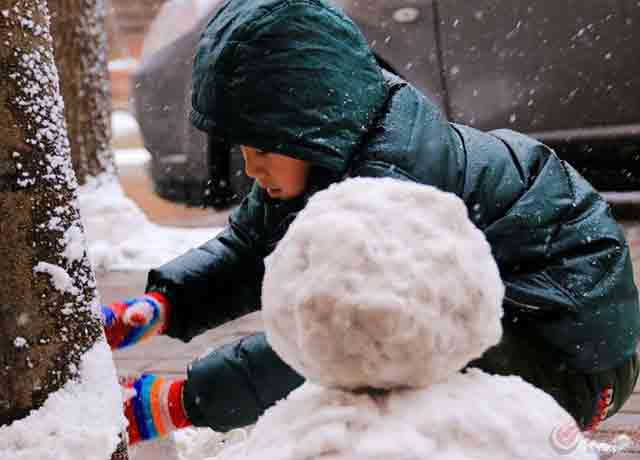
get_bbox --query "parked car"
[130,0,640,209]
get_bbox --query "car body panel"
[438,0,640,136]
[332,0,446,106]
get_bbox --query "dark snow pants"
[466,319,640,430]
[182,326,639,433]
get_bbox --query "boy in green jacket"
[101,0,640,445]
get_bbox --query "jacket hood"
[190,0,388,173]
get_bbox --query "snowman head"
[262,178,504,390]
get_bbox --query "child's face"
[241,146,311,199]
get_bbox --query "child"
[102,0,640,445]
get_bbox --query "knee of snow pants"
[577,350,639,430]
[466,319,640,430]
[182,332,305,432]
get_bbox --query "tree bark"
[49,0,115,184]
[0,2,127,458]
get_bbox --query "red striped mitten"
[122,374,192,445]
[101,292,170,349]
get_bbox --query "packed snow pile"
[0,341,126,460]
[222,177,597,460]
[263,177,504,389]
[217,373,594,460]
[172,427,249,460]
[78,173,216,271]
[126,427,249,460]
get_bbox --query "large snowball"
[390,369,596,460]
[262,178,504,389]
[216,383,436,460]
[216,372,596,460]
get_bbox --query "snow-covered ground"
[64,110,221,272]
[0,342,125,460]
[79,171,218,272]
[128,427,249,460]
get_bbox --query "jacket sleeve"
[146,185,268,342]
[182,332,305,431]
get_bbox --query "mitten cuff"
[124,375,191,445]
[145,291,171,334]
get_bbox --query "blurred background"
[106,0,233,227]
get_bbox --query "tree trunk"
[49,0,115,184]
[0,2,127,458]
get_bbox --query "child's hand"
[120,374,190,445]
[101,292,170,349]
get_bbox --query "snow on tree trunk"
[0,2,127,459]
[49,0,115,185]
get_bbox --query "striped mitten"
[122,374,192,445]
[101,292,170,349]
